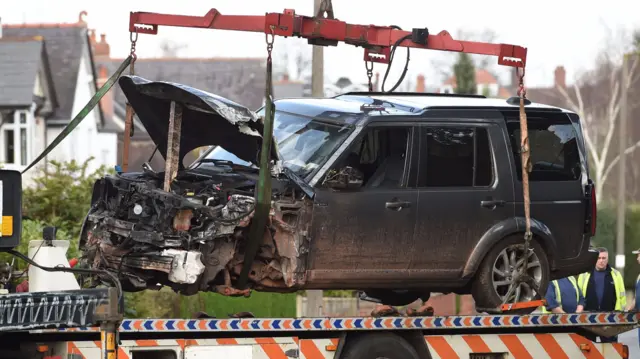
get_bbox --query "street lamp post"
[615,52,637,271]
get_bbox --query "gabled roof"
[0,37,57,110]
[2,22,103,124]
[98,57,267,109]
[97,57,267,138]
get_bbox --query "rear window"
[507,114,582,182]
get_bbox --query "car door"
[306,122,420,287]
[410,121,515,279]
[506,111,587,260]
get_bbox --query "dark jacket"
[583,265,617,311]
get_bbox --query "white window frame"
[1,109,33,168]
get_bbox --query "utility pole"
[311,0,325,98]
[305,0,325,317]
[615,53,630,271]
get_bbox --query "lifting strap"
[21,55,134,175]
[500,67,536,306]
[237,29,277,289]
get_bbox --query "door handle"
[480,199,505,209]
[385,200,411,210]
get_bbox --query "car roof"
[272,92,574,121]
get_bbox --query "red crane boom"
[128,8,527,68]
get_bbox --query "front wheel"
[341,333,420,359]
[471,235,550,314]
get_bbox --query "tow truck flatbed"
[2,311,633,359]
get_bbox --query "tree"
[158,39,188,57]
[430,28,498,83]
[555,30,640,204]
[453,52,477,95]
[22,158,112,238]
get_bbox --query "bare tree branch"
[602,139,640,185]
[158,39,188,57]
[553,26,640,203]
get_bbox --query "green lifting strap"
[21,55,134,174]
[237,35,276,289]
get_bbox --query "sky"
[1,0,639,89]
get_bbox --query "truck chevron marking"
[42,312,640,333]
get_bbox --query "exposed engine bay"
[78,75,314,297]
[80,167,313,296]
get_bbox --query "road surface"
[619,329,639,357]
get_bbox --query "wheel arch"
[462,217,557,279]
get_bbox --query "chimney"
[89,29,96,45]
[78,11,88,24]
[554,66,566,89]
[92,32,111,59]
[282,73,290,82]
[97,65,114,119]
[416,74,426,92]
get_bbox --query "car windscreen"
[197,110,353,180]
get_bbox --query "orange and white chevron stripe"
[65,333,627,359]
[425,333,628,359]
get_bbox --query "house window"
[1,111,31,167]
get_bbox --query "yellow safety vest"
[577,269,626,311]
[542,277,579,313]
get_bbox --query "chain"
[517,67,527,99]
[129,31,138,75]
[365,61,374,92]
[266,27,275,64]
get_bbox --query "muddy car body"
[79,75,599,311]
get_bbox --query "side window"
[507,116,581,181]
[328,126,412,189]
[416,126,493,187]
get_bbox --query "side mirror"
[322,166,364,190]
[0,170,22,250]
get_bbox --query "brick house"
[439,68,511,98]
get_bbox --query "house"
[273,74,305,100]
[91,32,270,172]
[0,36,57,183]
[322,76,373,97]
[1,12,118,184]
[414,74,444,93]
[439,68,511,98]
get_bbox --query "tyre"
[341,333,420,359]
[363,290,429,306]
[471,235,550,314]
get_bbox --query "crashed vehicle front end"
[79,75,318,296]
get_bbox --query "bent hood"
[118,75,278,167]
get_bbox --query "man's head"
[596,247,609,271]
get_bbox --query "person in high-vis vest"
[577,247,626,343]
[542,276,584,314]
[625,248,640,346]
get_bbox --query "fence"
[296,293,480,317]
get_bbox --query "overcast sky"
[1,0,638,89]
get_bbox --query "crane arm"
[129,8,526,68]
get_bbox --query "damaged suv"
[79,75,599,313]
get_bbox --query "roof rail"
[337,91,487,99]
